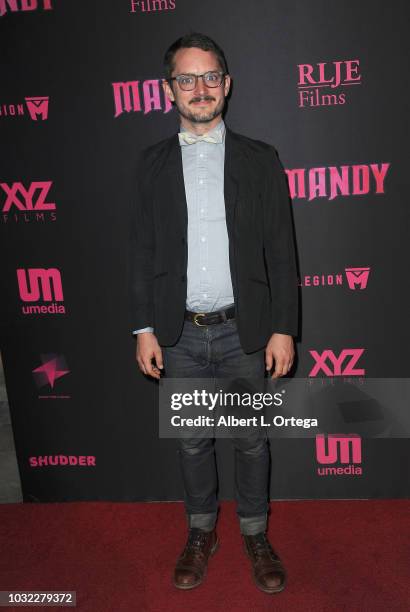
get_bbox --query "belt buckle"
[193,313,206,327]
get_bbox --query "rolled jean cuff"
[239,514,267,536]
[188,512,217,532]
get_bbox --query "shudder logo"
[309,349,365,377]
[17,268,65,315]
[316,433,362,476]
[112,79,172,118]
[297,60,361,108]
[0,0,52,17]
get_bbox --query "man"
[129,32,298,594]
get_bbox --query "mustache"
[189,95,215,104]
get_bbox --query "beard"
[175,94,225,124]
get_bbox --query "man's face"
[163,47,231,125]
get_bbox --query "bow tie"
[178,131,223,146]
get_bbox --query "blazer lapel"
[166,134,188,233]
[224,128,243,237]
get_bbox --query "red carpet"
[0,500,409,611]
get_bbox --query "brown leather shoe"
[243,533,286,594]
[173,528,219,590]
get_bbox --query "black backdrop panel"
[1,1,409,502]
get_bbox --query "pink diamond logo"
[32,354,69,389]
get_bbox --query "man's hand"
[265,333,294,378]
[135,332,163,380]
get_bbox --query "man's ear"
[224,74,231,97]
[162,79,175,103]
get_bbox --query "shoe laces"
[248,533,275,559]
[185,528,210,557]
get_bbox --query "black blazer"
[129,127,298,353]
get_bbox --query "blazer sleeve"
[128,154,155,332]
[262,146,299,337]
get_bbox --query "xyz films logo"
[112,79,172,118]
[0,0,53,17]
[1,181,56,224]
[316,433,362,476]
[33,354,70,399]
[17,268,66,315]
[309,349,365,377]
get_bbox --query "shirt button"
[202,266,206,271]
[203,293,208,298]
[200,208,204,214]
[199,153,204,158]
[201,236,206,242]
[199,179,204,185]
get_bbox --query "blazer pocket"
[153,271,168,280]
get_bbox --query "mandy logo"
[33,354,69,389]
[17,268,63,302]
[345,267,370,290]
[112,79,172,118]
[309,349,365,377]
[25,96,49,120]
[0,0,52,16]
[1,181,55,212]
[286,164,390,202]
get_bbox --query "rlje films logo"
[33,354,70,399]
[297,59,361,108]
[299,266,370,289]
[0,96,49,121]
[285,163,389,202]
[112,79,172,118]
[1,181,56,224]
[17,268,66,315]
[315,433,362,476]
[309,349,365,377]
[0,0,52,16]
[130,0,175,12]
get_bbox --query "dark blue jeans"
[161,316,270,535]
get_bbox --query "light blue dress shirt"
[134,119,234,335]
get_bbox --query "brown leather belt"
[185,305,235,327]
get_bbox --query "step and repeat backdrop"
[1,0,409,502]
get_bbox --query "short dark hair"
[164,32,228,81]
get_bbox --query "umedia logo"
[309,349,365,377]
[316,433,362,476]
[297,59,361,108]
[112,79,172,118]
[0,0,52,17]
[33,354,69,390]
[17,268,65,315]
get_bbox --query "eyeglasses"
[168,71,226,91]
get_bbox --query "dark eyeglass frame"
[168,70,226,91]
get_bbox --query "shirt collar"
[179,118,226,143]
